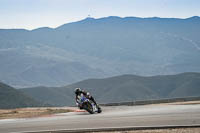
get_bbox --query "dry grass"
[97,128,200,133]
[0,107,74,119]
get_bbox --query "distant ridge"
[56,16,200,29]
[0,16,200,87]
[1,16,199,30]
[21,72,200,106]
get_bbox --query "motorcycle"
[77,94,102,114]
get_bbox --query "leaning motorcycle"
[77,95,102,114]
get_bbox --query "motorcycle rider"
[74,88,98,109]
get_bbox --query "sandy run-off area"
[0,107,76,119]
[99,128,200,133]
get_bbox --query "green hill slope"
[0,82,45,109]
[21,86,72,106]
[169,76,200,97]
[21,72,200,106]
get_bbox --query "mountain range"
[0,16,200,87]
[20,72,200,106]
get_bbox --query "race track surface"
[0,103,200,133]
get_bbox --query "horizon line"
[0,15,199,31]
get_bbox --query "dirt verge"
[97,128,200,133]
[0,107,74,119]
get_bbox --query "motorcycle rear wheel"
[97,107,102,113]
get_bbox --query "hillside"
[0,82,46,109]
[20,72,200,106]
[21,86,72,106]
[1,16,200,87]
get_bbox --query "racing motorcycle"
[77,94,102,114]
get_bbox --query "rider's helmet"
[75,88,81,95]
[86,92,91,98]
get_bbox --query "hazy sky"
[0,0,200,29]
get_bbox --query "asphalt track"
[0,103,200,133]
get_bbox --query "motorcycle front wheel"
[83,102,94,114]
